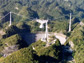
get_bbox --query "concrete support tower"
[36,19,49,46]
[45,21,49,46]
[9,12,12,26]
[68,13,72,32]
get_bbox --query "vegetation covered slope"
[66,20,84,63]
[0,40,62,63]
[0,34,28,57]
[0,0,84,22]
[0,47,39,63]
[0,0,84,63]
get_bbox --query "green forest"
[0,0,83,63]
[0,0,84,21]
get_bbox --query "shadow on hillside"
[61,45,73,63]
[2,25,37,45]
[37,55,60,63]
[20,33,36,45]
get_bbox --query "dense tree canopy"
[0,0,84,21]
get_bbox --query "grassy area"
[0,39,62,63]
[65,22,84,63]
[0,34,27,54]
